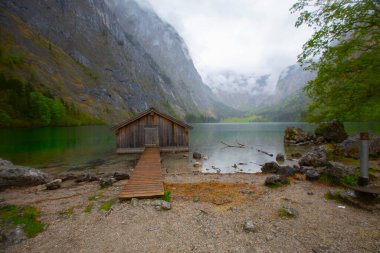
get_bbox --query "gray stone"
[46,179,62,190]
[99,177,116,188]
[277,166,296,177]
[0,158,51,190]
[324,162,355,181]
[151,200,171,210]
[298,146,329,167]
[58,172,78,182]
[315,119,348,143]
[261,162,280,174]
[284,127,315,145]
[243,220,257,233]
[131,198,138,207]
[75,173,98,183]
[305,170,320,181]
[193,152,202,159]
[276,153,285,162]
[337,132,380,158]
[265,175,289,186]
[281,207,299,217]
[113,172,130,181]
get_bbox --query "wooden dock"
[119,147,164,199]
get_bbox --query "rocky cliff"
[0,0,226,125]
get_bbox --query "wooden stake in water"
[358,132,369,186]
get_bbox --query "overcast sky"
[144,0,313,87]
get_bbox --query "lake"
[0,122,378,174]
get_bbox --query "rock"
[0,158,51,190]
[261,162,280,174]
[240,189,253,194]
[315,119,348,143]
[193,162,202,168]
[202,155,209,160]
[281,206,299,217]
[75,173,98,183]
[183,154,189,158]
[193,152,202,159]
[266,235,274,241]
[276,153,285,162]
[277,166,296,177]
[284,127,315,145]
[243,220,257,233]
[305,170,320,181]
[58,172,78,182]
[113,172,130,181]
[99,177,116,188]
[131,198,138,207]
[298,146,329,167]
[0,224,27,248]
[265,175,289,186]
[151,200,171,210]
[337,132,380,159]
[324,162,355,181]
[46,179,62,190]
[307,191,314,195]
[290,153,302,159]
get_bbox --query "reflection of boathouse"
[114,107,192,153]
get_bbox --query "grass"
[319,172,336,185]
[60,208,74,217]
[162,190,172,202]
[341,175,358,186]
[324,189,342,201]
[0,205,45,237]
[278,208,296,219]
[84,203,94,213]
[100,200,114,211]
[88,194,104,201]
[265,182,282,189]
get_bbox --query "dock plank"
[119,147,164,199]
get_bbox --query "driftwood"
[257,149,273,157]
[220,140,245,148]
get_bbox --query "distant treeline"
[0,74,105,127]
[184,113,219,123]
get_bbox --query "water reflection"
[189,123,316,173]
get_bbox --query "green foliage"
[59,208,74,217]
[222,115,263,123]
[100,200,114,211]
[185,113,218,123]
[84,204,94,213]
[319,172,336,185]
[252,90,308,122]
[88,194,104,201]
[291,0,380,122]
[0,205,45,237]
[341,175,358,186]
[324,190,342,201]
[0,74,106,127]
[278,208,296,218]
[162,190,172,202]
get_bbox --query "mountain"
[206,65,315,112]
[0,0,230,126]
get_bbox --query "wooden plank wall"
[116,114,189,148]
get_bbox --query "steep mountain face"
[0,0,222,124]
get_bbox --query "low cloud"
[144,0,313,90]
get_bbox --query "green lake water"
[0,122,378,174]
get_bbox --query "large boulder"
[0,158,51,190]
[315,119,348,143]
[284,127,315,145]
[298,146,329,167]
[337,132,380,159]
[324,162,355,181]
[261,162,280,174]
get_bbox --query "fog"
[143,0,313,91]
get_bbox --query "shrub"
[162,190,172,202]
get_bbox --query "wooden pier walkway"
[119,147,164,199]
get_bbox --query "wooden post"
[358,132,369,186]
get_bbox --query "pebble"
[243,220,257,233]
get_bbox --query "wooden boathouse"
[114,107,192,153]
